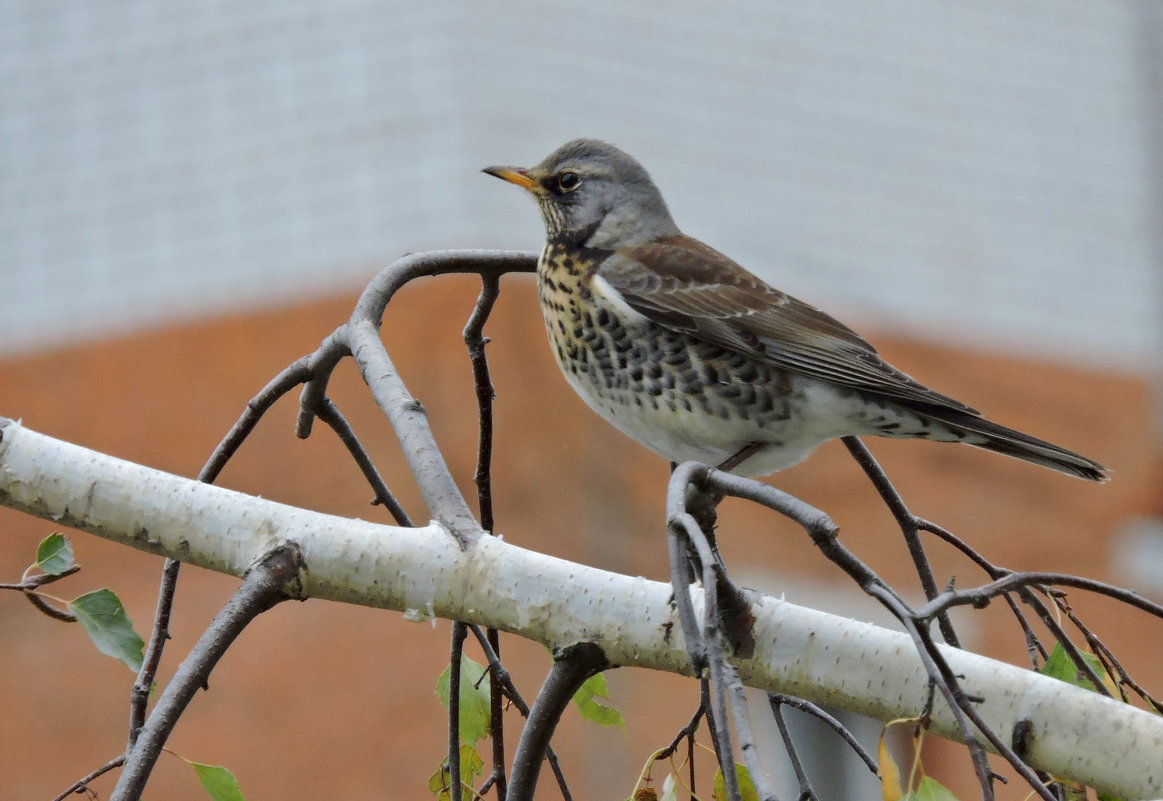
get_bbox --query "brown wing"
[599,234,977,414]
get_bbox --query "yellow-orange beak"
[482,165,540,192]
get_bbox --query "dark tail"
[922,407,1108,482]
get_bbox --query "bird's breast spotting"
[535,243,860,472]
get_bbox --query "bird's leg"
[715,442,765,475]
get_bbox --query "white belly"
[556,362,869,476]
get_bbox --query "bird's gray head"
[484,138,680,249]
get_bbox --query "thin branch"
[3,566,83,620]
[675,514,741,800]
[694,464,1068,801]
[921,573,1163,621]
[767,694,878,774]
[1059,603,1161,710]
[337,251,535,543]
[316,396,412,526]
[449,622,469,801]
[1012,589,1112,698]
[205,357,314,484]
[655,703,706,762]
[484,628,507,801]
[295,331,353,439]
[22,590,76,621]
[907,617,1059,801]
[507,643,608,801]
[111,545,303,800]
[841,437,961,648]
[770,699,815,801]
[463,274,507,799]
[129,557,181,746]
[918,519,1076,674]
[127,356,319,745]
[464,273,502,534]
[468,625,571,800]
[725,668,779,801]
[665,516,706,670]
[51,754,126,801]
[697,678,715,798]
[867,585,1002,801]
[0,564,82,590]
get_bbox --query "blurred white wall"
[2,1,1160,370]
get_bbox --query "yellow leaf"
[879,728,905,801]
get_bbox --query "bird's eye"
[557,171,581,192]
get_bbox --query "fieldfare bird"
[484,139,1106,482]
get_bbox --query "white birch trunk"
[1,417,1159,800]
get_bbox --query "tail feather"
[921,407,1108,482]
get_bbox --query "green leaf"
[902,775,959,801]
[67,588,145,672]
[426,743,484,800]
[435,657,491,745]
[191,762,247,801]
[1039,642,1107,693]
[572,672,625,729]
[427,765,447,798]
[712,764,758,801]
[36,533,75,575]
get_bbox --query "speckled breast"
[535,243,812,467]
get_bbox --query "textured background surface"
[2,1,1160,368]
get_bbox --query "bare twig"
[21,590,76,621]
[206,357,314,484]
[468,625,571,800]
[51,754,126,801]
[903,615,1059,801]
[725,668,778,801]
[338,250,535,544]
[128,357,319,746]
[655,703,705,762]
[316,396,412,526]
[449,622,469,801]
[841,437,961,648]
[1058,603,1161,710]
[111,545,303,800]
[920,573,1163,621]
[464,273,502,534]
[678,465,1072,801]
[865,585,1003,801]
[507,643,608,801]
[2,566,83,621]
[767,694,878,774]
[665,461,776,801]
[130,557,181,746]
[674,514,741,800]
[463,273,508,799]
[770,699,815,801]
